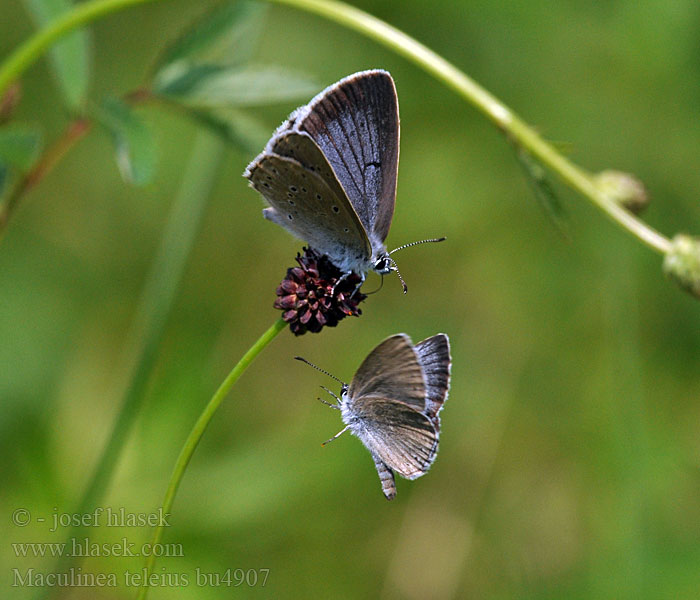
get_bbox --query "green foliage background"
[1,0,699,598]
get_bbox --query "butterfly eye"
[373,257,392,274]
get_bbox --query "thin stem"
[0,118,91,236]
[42,131,226,599]
[0,89,154,238]
[0,0,672,254]
[79,131,227,513]
[137,317,287,600]
[0,0,165,96]
[267,0,672,255]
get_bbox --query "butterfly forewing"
[248,153,370,263]
[348,334,425,411]
[292,70,399,244]
[414,334,451,428]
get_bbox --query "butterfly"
[297,333,451,500]
[244,70,443,293]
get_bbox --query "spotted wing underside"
[246,133,370,263]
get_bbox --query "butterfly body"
[245,70,399,282]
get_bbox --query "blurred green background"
[2,0,699,598]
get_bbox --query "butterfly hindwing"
[269,131,372,258]
[414,334,451,428]
[351,395,439,480]
[247,153,370,264]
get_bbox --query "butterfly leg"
[322,425,350,446]
[318,396,340,410]
[320,385,342,406]
[371,453,397,500]
[331,270,365,298]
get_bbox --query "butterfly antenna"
[294,356,347,386]
[322,425,350,446]
[388,258,408,294]
[389,237,446,255]
[385,237,445,294]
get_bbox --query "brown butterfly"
[297,333,451,500]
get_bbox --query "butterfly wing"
[288,70,399,245]
[246,142,371,265]
[414,334,451,430]
[348,334,425,412]
[346,333,451,496]
[351,395,439,480]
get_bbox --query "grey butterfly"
[297,333,451,500]
[244,70,443,292]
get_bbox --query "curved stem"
[73,131,227,523]
[0,0,165,96]
[136,317,287,600]
[0,0,672,254]
[267,0,672,255]
[40,130,226,600]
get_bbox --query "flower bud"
[663,234,700,300]
[274,247,367,335]
[594,170,649,214]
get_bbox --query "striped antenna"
[385,237,445,294]
[295,356,346,386]
[389,237,446,255]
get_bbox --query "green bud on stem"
[663,234,700,300]
[594,170,649,214]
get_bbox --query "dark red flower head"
[274,247,367,335]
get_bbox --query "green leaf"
[183,108,270,155]
[514,146,570,239]
[155,1,267,71]
[163,1,266,67]
[23,0,90,111]
[154,63,221,98]
[94,97,155,186]
[154,64,319,108]
[0,125,43,171]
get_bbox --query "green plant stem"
[0,0,672,254]
[41,131,226,600]
[267,0,672,255]
[0,118,91,237]
[0,89,153,238]
[78,131,227,515]
[0,0,165,95]
[137,316,287,600]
